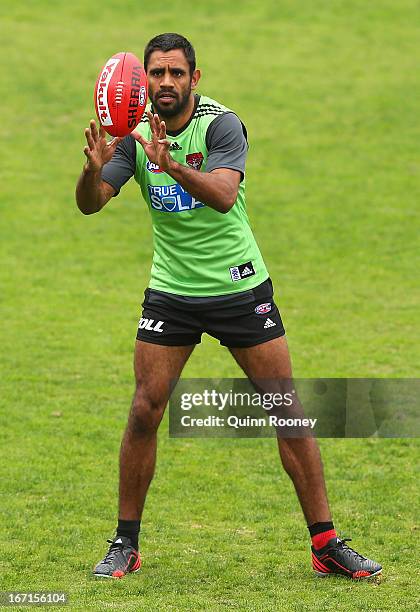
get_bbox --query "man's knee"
[128,385,166,436]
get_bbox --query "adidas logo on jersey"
[138,317,165,333]
[169,141,182,151]
[264,318,276,329]
[229,261,255,282]
[241,266,253,276]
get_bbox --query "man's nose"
[160,69,174,88]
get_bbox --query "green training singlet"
[134,95,268,296]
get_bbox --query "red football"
[94,52,148,137]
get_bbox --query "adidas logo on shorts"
[264,318,276,329]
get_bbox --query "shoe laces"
[102,539,124,565]
[337,537,367,562]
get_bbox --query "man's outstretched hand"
[132,110,239,213]
[133,111,172,173]
[83,119,121,173]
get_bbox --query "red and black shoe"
[312,537,382,580]
[93,536,141,579]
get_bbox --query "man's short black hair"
[144,33,196,75]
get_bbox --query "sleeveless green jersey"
[134,95,268,296]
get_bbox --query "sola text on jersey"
[147,183,205,212]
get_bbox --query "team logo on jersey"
[255,303,272,315]
[186,152,204,170]
[146,161,164,173]
[229,261,255,282]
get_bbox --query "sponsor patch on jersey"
[186,152,204,170]
[255,302,272,315]
[229,261,255,282]
[146,161,164,174]
[147,183,205,213]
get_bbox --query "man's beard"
[152,87,192,118]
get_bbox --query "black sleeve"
[205,112,248,180]
[101,135,136,195]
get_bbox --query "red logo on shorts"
[255,303,272,315]
[186,152,204,170]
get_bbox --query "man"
[76,33,382,580]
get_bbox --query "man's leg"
[94,340,194,578]
[229,336,382,578]
[119,341,195,521]
[229,335,331,525]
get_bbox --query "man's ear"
[191,69,201,90]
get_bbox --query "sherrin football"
[94,52,148,137]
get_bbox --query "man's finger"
[147,111,156,136]
[154,114,161,134]
[131,130,146,143]
[85,127,95,150]
[159,120,166,140]
[83,145,92,159]
[90,119,99,142]
[107,136,122,149]
[131,130,152,147]
[133,132,151,148]
[99,125,106,139]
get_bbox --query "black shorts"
[136,278,285,348]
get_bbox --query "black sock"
[308,521,335,537]
[116,519,141,550]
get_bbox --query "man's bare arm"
[76,168,117,215]
[167,163,240,213]
[75,120,120,215]
[134,112,240,214]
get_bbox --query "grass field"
[1,0,419,610]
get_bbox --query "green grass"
[1,0,419,610]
